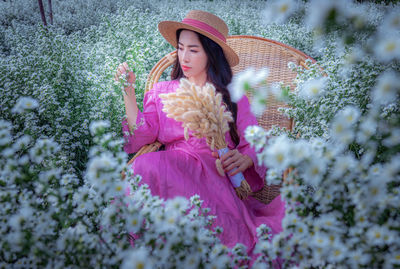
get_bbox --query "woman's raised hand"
[114,62,136,96]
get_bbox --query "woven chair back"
[145,35,316,133]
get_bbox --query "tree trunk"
[38,0,47,27]
[48,0,53,25]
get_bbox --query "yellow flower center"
[335,124,343,133]
[312,167,319,175]
[311,87,319,94]
[385,42,396,52]
[280,4,288,12]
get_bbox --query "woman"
[116,10,285,257]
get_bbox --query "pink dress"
[122,79,285,255]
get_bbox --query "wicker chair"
[124,35,316,204]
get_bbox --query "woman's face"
[177,30,208,86]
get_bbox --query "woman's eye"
[191,50,197,53]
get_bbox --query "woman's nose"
[182,49,190,62]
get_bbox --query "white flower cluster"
[239,0,400,267]
[0,116,249,267]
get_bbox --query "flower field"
[0,0,399,268]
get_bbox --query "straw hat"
[158,10,239,67]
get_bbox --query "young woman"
[115,10,285,258]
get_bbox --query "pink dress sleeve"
[122,84,160,154]
[235,95,267,192]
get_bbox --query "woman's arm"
[123,86,139,133]
[115,62,139,132]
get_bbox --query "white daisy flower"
[262,0,299,24]
[228,67,269,102]
[374,35,400,63]
[357,116,377,144]
[372,70,400,105]
[331,154,357,179]
[302,157,327,186]
[244,125,267,151]
[263,135,292,171]
[383,128,400,147]
[165,196,190,213]
[89,120,110,136]
[299,77,328,100]
[121,248,153,269]
[11,97,39,114]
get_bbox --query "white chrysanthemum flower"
[86,153,118,184]
[282,213,300,228]
[121,248,152,269]
[312,232,330,249]
[182,254,200,268]
[165,196,190,213]
[305,0,348,30]
[302,157,327,186]
[263,135,292,171]
[299,77,328,100]
[380,7,400,32]
[228,67,269,102]
[331,154,357,179]
[339,106,361,126]
[1,147,15,158]
[387,251,400,266]
[383,128,400,147]
[292,140,313,163]
[357,116,377,144]
[11,97,39,113]
[244,125,267,151]
[0,128,12,147]
[266,168,282,185]
[364,179,386,205]
[250,87,269,116]
[366,225,391,247]
[327,241,348,263]
[330,106,360,145]
[28,138,60,164]
[348,249,371,267]
[262,0,298,24]
[126,213,143,234]
[12,135,31,151]
[372,70,400,105]
[330,121,354,145]
[374,35,400,63]
[89,120,110,136]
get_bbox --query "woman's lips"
[181,65,191,71]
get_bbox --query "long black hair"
[171,29,240,147]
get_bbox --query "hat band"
[181,18,226,43]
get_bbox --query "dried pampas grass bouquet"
[159,78,252,200]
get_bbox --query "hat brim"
[158,21,239,67]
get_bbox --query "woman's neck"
[187,73,207,87]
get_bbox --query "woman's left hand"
[212,149,253,176]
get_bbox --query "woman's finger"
[222,152,241,167]
[220,150,234,162]
[225,159,241,172]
